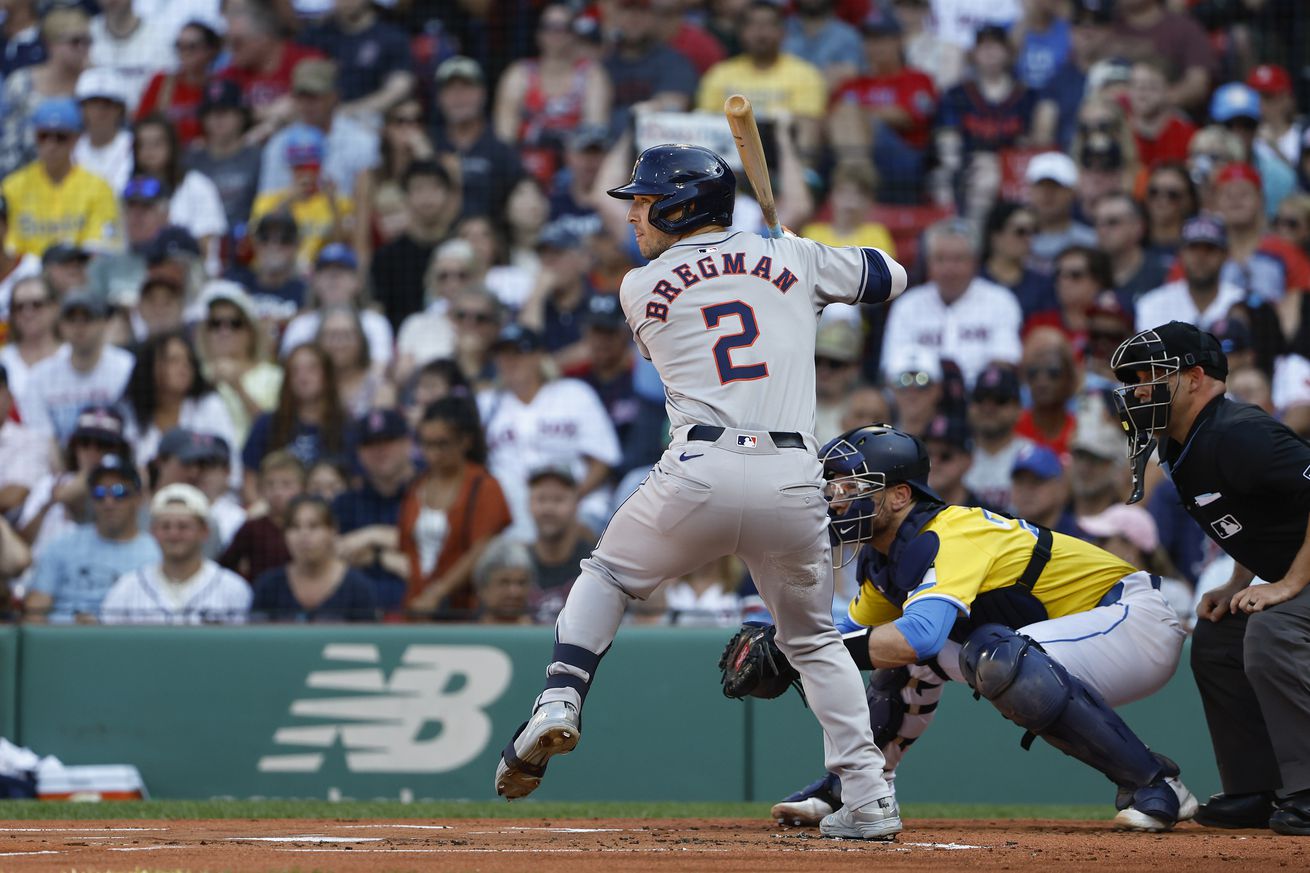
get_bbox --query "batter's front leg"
[494,458,727,799]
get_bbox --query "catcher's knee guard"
[866,667,909,747]
[959,625,1166,794]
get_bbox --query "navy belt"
[687,425,805,449]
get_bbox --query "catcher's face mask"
[820,437,886,567]
[1110,329,1179,504]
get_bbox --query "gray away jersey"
[619,229,906,440]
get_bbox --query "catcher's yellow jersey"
[848,505,1136,627]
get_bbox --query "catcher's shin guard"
[959,625,1175,811]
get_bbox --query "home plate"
[228,835,385,843]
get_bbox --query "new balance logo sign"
[258,644,511,774]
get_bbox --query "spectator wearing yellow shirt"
[801,162,896,254]
[2,97,121,259]
[250,124,353,273]
[695,1,827,160]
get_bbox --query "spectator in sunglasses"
[1,97,121,259]
[1015,326,1077,455]
[1141,162,1198,259]
[195,281,281,448]
[981,201,1056,322]
[1209,83,1298,221]
[0,276,56,402]
[0,6,92,178]
[23,454,158,623]
[136,20,223,146]
[398,287,500,391]
[1025,245,1115,352]
[1273,195,1310,260]
[224,211,306,323]
[922,412,983,509]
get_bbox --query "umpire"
[1111,320,1310,835]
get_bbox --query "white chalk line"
[329,823,453,830]
[1,827,167,832]
[227,835,385,843]
[0,850,63,857]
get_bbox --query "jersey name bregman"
[644,253,798,322]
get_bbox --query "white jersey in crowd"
[89,14,173,112]
[280,308,395,367]
[479,378,622,542]
[1134,280,1247,333]
[880,276,1022,389]
[19,345,135,444]
[964,434,1035,511]
[620,229,906,444]
[100,560,251,625]
[74,130,134,195]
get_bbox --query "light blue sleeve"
[835,609,865,634]
[892,598,960,660]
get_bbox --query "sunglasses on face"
[929,447,961,462]
[972,392,1014,405]
[896,371,933,389]
[92,483,136,501]
[1147,186,1185,201]
[1079,119,1119,135]
[206,316,246,331]
[1275,216,1305,231]
[257,234,296,246]
[73,437,121,452]
[60,310,98,324]
[36,131,73,144]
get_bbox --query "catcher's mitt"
[717,623,806,704]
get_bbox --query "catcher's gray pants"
[540,426,893,808]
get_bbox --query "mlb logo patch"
[1212,514,1243,539]
[737,435,758,448]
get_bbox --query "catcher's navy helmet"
[607,144,736,235]
[820,424,940,560]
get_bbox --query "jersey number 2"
[702,301,769,384]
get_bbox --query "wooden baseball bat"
[724,94,782,239]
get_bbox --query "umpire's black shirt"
[1161,395,1310,582]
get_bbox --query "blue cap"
[89,453,141,488]
[315,242,357,271]
[493,323,544,353]
[1209,83,1260,123]
[1012,444,1063,480]
[32,97,82,133]
[122,175,167,202]
[284,123,326,166]
[145,225,200,263]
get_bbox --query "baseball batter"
[494,144,909,840]
[747,425,1194,831]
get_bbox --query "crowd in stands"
[0,0,1305,626]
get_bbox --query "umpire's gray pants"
[541,427,892,808]
[1245,584,1310,796]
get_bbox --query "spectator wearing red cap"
[1248,64,1302,168]
[1212,162,1310,305]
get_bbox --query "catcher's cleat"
[494,701,580,800]
[819,794,902,840]
[771,772,840,827]
[1114,775,1198,832]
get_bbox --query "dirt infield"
[0,817,1303,872]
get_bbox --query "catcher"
[719,424,1194,831]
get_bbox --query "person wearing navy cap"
[572,294,666,479]
[518,221,595,365]
[23,453,160,623]
[278,242,395,368]
[1134,215,1246,335]
[921,412,985,508]
[330,408,417,612]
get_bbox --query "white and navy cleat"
[771,773,840,827]
[1114,776,1199,832]
[494,701,581,800]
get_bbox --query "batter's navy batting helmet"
[607,144,736,235]
[819,424,940,561]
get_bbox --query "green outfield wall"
[6,626,1219,804]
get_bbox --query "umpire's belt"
[687,425,805,450]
